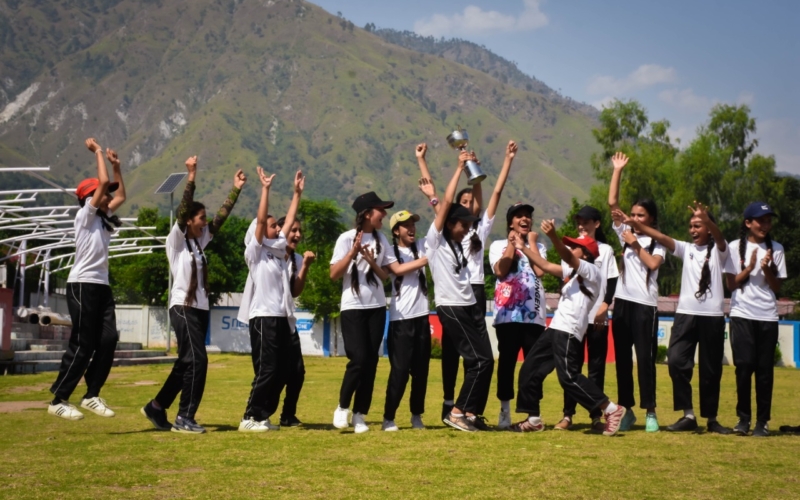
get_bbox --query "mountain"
[0,0,601,234]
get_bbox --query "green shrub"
[656,345,668,364]
[775,344,783,367]
[431,337,442,359]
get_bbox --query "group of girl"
[47,137,790,438]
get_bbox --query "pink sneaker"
[603,406,627,436]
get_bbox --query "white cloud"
[413,0,548,37]
[658,88,717,113]
[586,64,676,96]
[736,91,755,106]
[758,118,800,175]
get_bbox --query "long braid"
[765,233,778,275]
[79,197,121,231]
[365,229,380,288]
[349,211,366,296]
[392,235,404,297]
[443,226,467,274]
[410,241,428,297]
[695,239,715,299]
[567,268,594,300]
[738,221,749,285]
[644,238,657,285]
[184,238,208,307]
[468,230,482,256]
[276,217,299,291]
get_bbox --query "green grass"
[2,355,800,499]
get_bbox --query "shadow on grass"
[203,424,238,432]
[108,428,166,435]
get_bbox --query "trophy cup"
[446,128,486,185]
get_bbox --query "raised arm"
[484,141,517,219]
[209,169,247,235]
[613,209,675,253]
[542,219,580,270]
[434,153,469,232]
[254,167,275,244]
[689,201,726,252]
[607,152,628,213]
[292,251,316,297]
[85,138,110,207]
[612,209,667,270]
[514,228,563,278]
[176,156,197,230]
[281,170,305,236]
[106,148,126,212]
[470,152,483,216]
[416,143,441,215]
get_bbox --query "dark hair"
[619,198,659,286]
[78,193,122,232]
[443,222,468,274]
[184,202,209,307]
[455,188,472,205]
[350,209,381,296]
[565,250,595,299]
[278,216,302,290]
[738,219,777,287]
[391,231,428,298]
[694,212,717,299]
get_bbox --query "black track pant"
[517,328,608,416]
[495,322,544,402]
[668,314,725,418]
[50,283,118,401]
[730,317,779,423]
[339,307,386,415]
[437,304,494,415]
[442,284,485,402]
[612,298,658,410]
[563,324,609,419]
[155,306,209,419]
[383,316,431,421]
[243,317,294,421]
[279,329,305,420]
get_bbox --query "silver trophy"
[446,128,486,185]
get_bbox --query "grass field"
[2,355,800,499]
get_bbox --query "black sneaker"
[280,415,302,427]
[171,415,206,434]
[779,424,800,434]
[467,415,490,431]
[752,421,769,437]
[441,402,454,423]
[443,413,477,432]
[733,419,751,436]
[141,401,171,431]
[706,420,732,435]
[666,416,699,432]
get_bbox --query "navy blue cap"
[743,201,776,219]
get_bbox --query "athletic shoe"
[48,401,84,421]
[619,409,636,431]
[467,415,490,431]
[752,421,769,437]
[603,406,627,436]
[666,417,698,432]
[443,412,478,432]
[352,412,369,434]
[591,418,605,433]
[498,409,512,429]
[262,418,280,431]
[238,417,270,433]
[141,401,171,431]
[733,419,751,436]
[410,414,425,430]
[171,416,206,434]
[441,402,454,422]
[382,419,399,432]
[779,424,800,434]
[80,397,115,418]
[554,417,573,431]
[706,421,732,435]
[645,413,660,433]
[333,406,350,429]
[280,415,302,427]
[509,418,544,433]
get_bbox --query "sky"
[311,0,800,175]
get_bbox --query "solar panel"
[154,173,188,194]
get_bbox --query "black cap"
[447,204,480,222]
[506,202,534,224]
[575,206,602,221]
[352,191,394,213]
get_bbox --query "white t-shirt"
[588,241,621,320]
[388,243,430,321]
[464,211,495,285]
[331,229,396,311]
[488,240,547,327]
[613,223,666,306]
[167,222,213,311]
[244,232,290,319]
[67,197,113,285]
[549,260,601,340]
[426,222,476,307]
[673,240,735,317]
[728,239,788,322]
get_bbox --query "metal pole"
[19,240,26,307]
[43,250,50,308]
[166,192,173,353]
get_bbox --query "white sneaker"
[352,412,369,434]
[80,397,116,417]
[382,419,399,432]
[48,401,84,421]
[239,417,270,433]
[411,414,425,430]
[498,408,512,429]
[333,406,350,429]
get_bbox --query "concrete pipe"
[39,312,72,327]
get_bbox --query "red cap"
[76,178,118,200]
[562,235,600,259]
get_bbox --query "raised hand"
[540,219,557,238]
[418,177,436,199]
[612,208,636,228]
[688,201,711,223]
[303,251,316,265]
[457,150,472,169]
[293,170,305,193]
[506,140,518,159]
[257,167,275,189]
[234,169,247,189]
[416,143,427,159]
[106,148,120,168]
[85,138,101,153]
[185,156,198,174]
[611,151,629,170]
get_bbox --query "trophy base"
[467,173,486,185]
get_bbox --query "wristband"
[429,197,439,207]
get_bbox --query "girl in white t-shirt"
[489,202,547,429]
[608,152,666,433]
[330,191,398,434]
[617,203,735,435]
[725,201,788,437]
[143,157,246,434]
[510,220,627,436]
[237,168,304,433]
[381,210,431,432]
[49,138,127,422]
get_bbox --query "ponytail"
[567,268,594,300]
[695,239,715,299]
[443,225,468,274]
[184,238,209,307]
